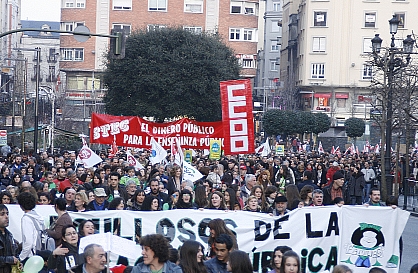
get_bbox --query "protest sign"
[6,205,408,273]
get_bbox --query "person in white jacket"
[16,192,45,263]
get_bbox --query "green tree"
[103,28,241,122]
[262,110,295,136]
[313,113,331,135]
[344,117,365,139]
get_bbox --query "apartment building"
[280,0,415,128]
[60,0,260,131]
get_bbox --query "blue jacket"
[132,261,182,273]
[204,258,228,273]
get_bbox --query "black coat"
[348,172,365,197]
[323,183,350,205]
[0,228,19,273]
[47,241,83,273]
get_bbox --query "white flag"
[171,138,184,166]
[78,145,102,168]
[255,142,271,157]
[126,150,144,171]
[182,161,203,182]
[318,141,324,154]
[150,138,167,165]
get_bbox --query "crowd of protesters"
[0,143,416,273]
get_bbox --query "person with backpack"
[17,192,45,263]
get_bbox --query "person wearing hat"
[325,161,341,187]
[86,188,109,211]
[270,196,289,217]
[322,171,349,205]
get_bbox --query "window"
[362,65,373,80]
[270,60,278,71]
[147,24,166,31]
[311,63,325,78]
[149,0,167,11]
[336,98,346,108]
[271,40,280,51]
[243,29,253,41]
[184,0,203,13]
[113,0,132,10]
[48,66,56,81]
[61,22,84,32]
[314,11,327,26]
[312,37,326,52]
[229,28,256,41]
[364,12,376,28]
[395,13,405,28]
[61,48,84,61]
[63,0,85,8]
[230,1,256,15]
[363,38,372,53]
[183,26,202,34]
[112,24,131,34]
[242,58,255,68]
[272,1,280,12]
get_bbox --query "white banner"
[6,205,409,273]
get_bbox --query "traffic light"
[110,29,126,59]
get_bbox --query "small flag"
[126,150,144,171]
[182,161,203,182]
[318,141,324,154]
[149,138,167,165]
[108,135,119,159]
[171,137,184,166]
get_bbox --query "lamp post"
[371,15,415,200]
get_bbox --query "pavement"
[398,194,418,217]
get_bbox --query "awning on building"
[335,93,349,99]
[314,93,331,98]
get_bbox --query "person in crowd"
[6,186,18,204]
[78,219,96,238]
[84,173,106,191]
[314,163,327,188]
[10,174,22,187]
[120,166,140,186]
[243,195,262,212]
[106,172,128,202]
[127,189,146,211]
[207,191,227,210]
[240,174,256,204]
[59,170,83,193]
[275,166,294,193]
[226,250,253,273]
[47,198,73,247]
[47,225,82,272]
[167,165,182,196]
[297,171,318,192]
[174,189,197,209]
[332,264,353,273]
[323,171,349,205]
[224,188,239,210]
[265,185,278,208]
[0,166,11,188]
[348,165,365,205]
[368,267,387,273]
[271,196,290,217]
[147,178,170,210]
[257,170,271,189]
[0,191,13,204]
[366,188,385,206]
[285,184,301,210]
[131,234,182,273]
[38,192,51,205]
[268,246,292,273]
[17,192,45,262]
[361,162,376,203]
[311,189,324,206]
[86,188,109,211]
[325,161,341,187]
[141,195,160,211]
[410,263,418,273]
[250,185,270,212]
[63,187,76,209]
[125,180,138,201]
[207,219,238,258]
[0,204,19,272]
[194,186,208,209]
[72,244,107,273]
[204,234,233,273]
[179,240,207,273]
[279,250,300,273]
[69,192,89,212]
[300,185,314,206]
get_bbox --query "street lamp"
[371,15,415,200]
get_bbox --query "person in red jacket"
[325,162,341,187]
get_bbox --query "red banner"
[90,113,224,149]
[220,79,255,155]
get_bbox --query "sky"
[21,0,60,22]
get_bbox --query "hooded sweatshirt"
[19,210,45,261]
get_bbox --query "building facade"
[60,0,261,132]
[280,0,416,131]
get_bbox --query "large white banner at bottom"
[6,205,409,273]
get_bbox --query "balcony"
[47,55,57,63]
